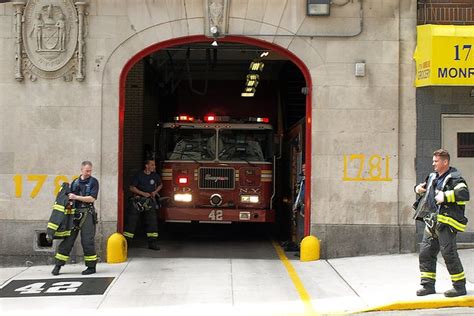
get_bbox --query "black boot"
[444,286,466,297]
[81,267,96,275]
[51,265,61,276]
[148,240,160,250]
[416,286,436,296]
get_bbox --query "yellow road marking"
[272,240,318,316]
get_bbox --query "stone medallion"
[22,0,78,74]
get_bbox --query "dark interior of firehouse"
[122,41,307,255]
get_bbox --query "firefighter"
[51,161,99,276]
[414,149,469,297]
[124,159,162,250]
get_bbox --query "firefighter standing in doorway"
[51,161,99,276]
[414,149,469,297]
[124,159,162,250]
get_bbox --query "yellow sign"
[414,24,474,87]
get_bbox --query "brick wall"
[123,60,144,189]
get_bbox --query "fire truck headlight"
[241,195,259,203]
[174,193,192,202]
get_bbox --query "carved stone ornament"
[14,0,87,81]
[204,0,229,37]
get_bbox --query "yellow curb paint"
[357,296,474,313]
[272,241,318,316]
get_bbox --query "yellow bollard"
[107,232,127,263]
[300,235,320,262]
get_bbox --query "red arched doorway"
[118,35,313,236]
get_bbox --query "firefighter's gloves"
[435,190,445,204]
[45,234,53,244]
[142,192,154,198]
[415,182,427,194]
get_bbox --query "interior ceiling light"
[241,92,255,97]
[249,61,264,71]
[247,74,259,80]
[242,59,265,98]
[246,79,258,87]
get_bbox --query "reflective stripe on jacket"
[436,168,469,232]
[46,183,75,239]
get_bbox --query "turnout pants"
[123,200,159,240]
[419,223,466,288]
[55,208,97,267]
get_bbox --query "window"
[458,133,474,157]
[163,128,216,161]
[218,129,273,162]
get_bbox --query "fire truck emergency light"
[175,115,194,122]
[204,115,216,122]
[177,176,188,184]
[248,117,269,123]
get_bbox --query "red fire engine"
[157,114,275,223]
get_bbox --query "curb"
[356,295,474,313]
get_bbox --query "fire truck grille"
[199,167,235,189]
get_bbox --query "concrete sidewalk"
[291,249,474,314]
[0,245,473,315]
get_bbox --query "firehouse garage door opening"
[122,41,307,249]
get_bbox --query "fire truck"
[157,114,276,223]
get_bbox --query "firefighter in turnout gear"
[46,182,74,240]
[414,149,469,297]
[51,161,99,276]
[124,159,162,250]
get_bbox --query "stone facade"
[0,0,419,262]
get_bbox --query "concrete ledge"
[356,295,474,313]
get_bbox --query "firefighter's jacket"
[46,183,75,239]
[416,168,469,232]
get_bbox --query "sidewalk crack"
[327,260,361,298]
[0,266,30,289]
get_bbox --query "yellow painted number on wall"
[343,154,392,182]
[13,175,78,198]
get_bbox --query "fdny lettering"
[205,174,229,182]
[438,67,474,79]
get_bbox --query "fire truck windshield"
[164,128,216,161]
[218,129,272,162]
[162,126,273,162]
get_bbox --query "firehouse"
[0,0,472,264]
